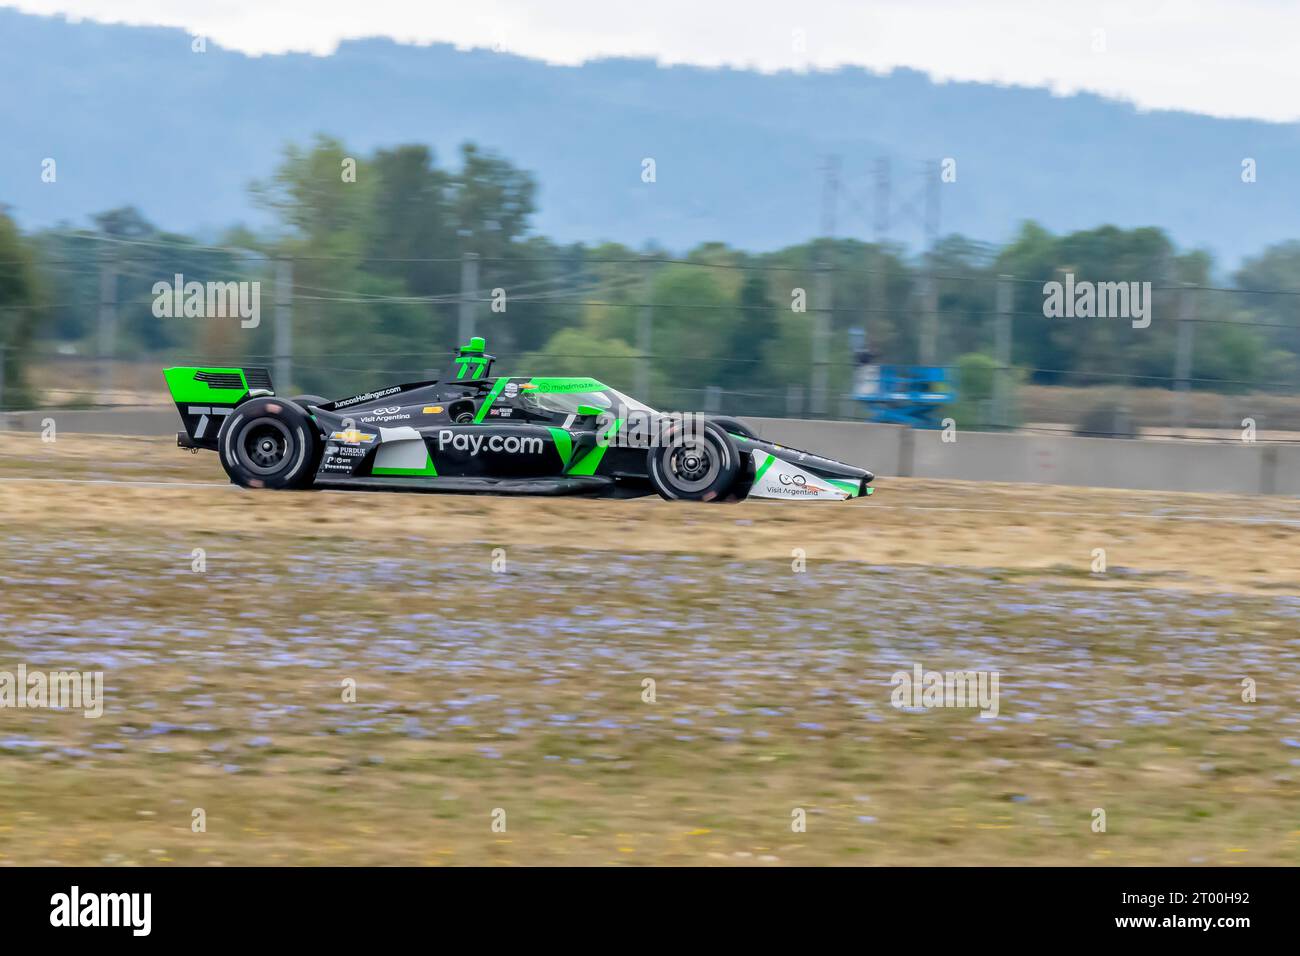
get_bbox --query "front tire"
[709,415,759,441]
[217,397,320,490]
[646,420,740,502]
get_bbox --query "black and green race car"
[164,338,874,502]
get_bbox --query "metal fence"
[6,244,1300,440]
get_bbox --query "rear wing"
[164,366,274,450]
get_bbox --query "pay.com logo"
[1042,272,1151,329]
[152,273,260,328]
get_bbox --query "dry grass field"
[1,432,1298,865]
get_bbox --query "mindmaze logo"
[0,664,103,718]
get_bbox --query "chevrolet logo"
[330,429,377,444]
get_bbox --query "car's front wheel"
[217,397,320,490]
[646,420,740,501]
[708,415,759,441]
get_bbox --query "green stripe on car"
[547,427,574,468]
[473,377,509,423]
[373,450,438,477]
[566,417,623,476]
[827,478,861,497]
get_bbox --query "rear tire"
[646,420,740,502]
[289,394,329,411]
[217,397,320,490]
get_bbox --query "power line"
[15,248,1300,298]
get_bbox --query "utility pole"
[1174,283,1196,436]
[870,157,891,357]
[0,307,8,415]
[458,251,480,344]
[924,160,941,246]
[98,253,117,403]
[918,161,940,366]
[636,255,654,404]
[873,158,891,240]
[812,155,838,417]
[274,257,293,393]
[994,275,1013,428]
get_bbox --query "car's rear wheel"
[289,394,329,411]
[646,420,740,501]
[217,397,320,490]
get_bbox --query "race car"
[164,338,874,502]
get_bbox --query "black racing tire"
[709,415,760,441]
[217,397,320,490]
[646,420,741,502]
[289,394,329,411]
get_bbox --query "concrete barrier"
[908,427,1269,494]
[0,407,179,437]
[741,417,907,476]
[743,416,1296,497]
[3,407,1294,497]
[1271,444,1300,496]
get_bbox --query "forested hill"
[0,7,1293,263]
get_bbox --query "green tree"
[645,264,736,395]
[0,212,43,407]
[522,327,654,395]
[447,143,537,260]
[251,136,427,394]
[722,272,776,389]
[365,144,456,298]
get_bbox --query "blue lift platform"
[853,364,955,428]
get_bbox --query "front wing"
[746,449,863,500]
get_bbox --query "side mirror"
[575,404,602,418]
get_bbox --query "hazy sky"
[9,0,1298,122]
